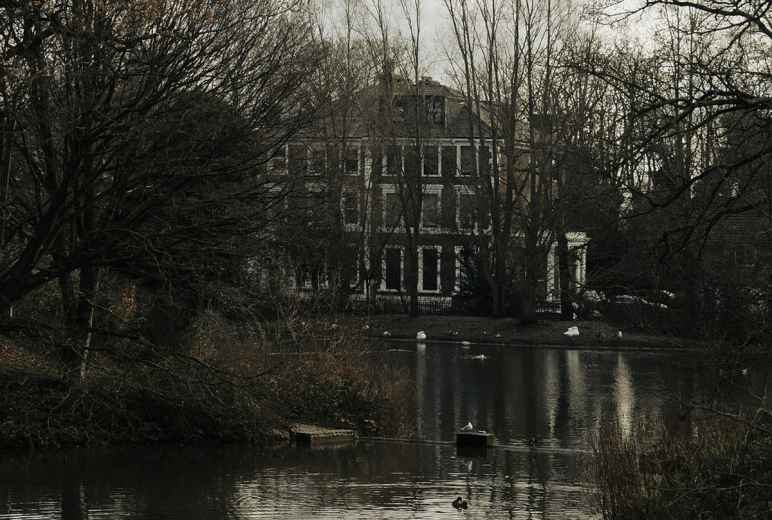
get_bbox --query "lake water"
[1,343,763,519]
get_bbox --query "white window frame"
[381,246,405,292]
[346,245,361,290]
[439,143,457,177]
[385,143,403,176]
[382,185,403,231]
[271,144,288,174]
[344,144,361,175]
[342,191,360,231]
[456,186,477,232]
[287,143,309,176]
[420,185,443,232]
[308,145,326,176]
[418,246,442,293]
[422,144,441,177]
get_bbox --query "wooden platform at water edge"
[290,423,356,447]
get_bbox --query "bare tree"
[0,0,319,383]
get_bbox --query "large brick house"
[262,76,588,312]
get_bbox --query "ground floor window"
[384,248,403,291]
[454,245,477,294]
[420,247,440,292]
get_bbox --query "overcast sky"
[317,0,655,85]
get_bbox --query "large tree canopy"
[0,0,319,311]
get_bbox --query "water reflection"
[397,344,711,450]
[1,443,589,520]
[2,345,764,520]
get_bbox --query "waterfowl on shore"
[452,497,468,509]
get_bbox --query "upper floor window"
[422,193,440,228]
[343,192,359,225]
[424,145,439,176]
[405,146,420,176]
[288,144,307,175]
[345,147,359,175]
[459,193,476,230]
[479,145,491,176]
[386,145,402,175]
[309,148,325,175]
[460,146,475,175]
[425,95,445,125]
[271,146,287,173]
[441,145,457,177]
[385,191,402,228]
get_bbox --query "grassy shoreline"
[361,315,704,350]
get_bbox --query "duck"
[416,330,427,340]
[461,421,474,431]
[452,496,468,509]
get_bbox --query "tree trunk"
[406,238,419,317]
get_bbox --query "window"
[454,245,477,294]
[385,191,402,227]
[479,145,490,176]
[459,194,476,230]
[288,145,307,175]
[422,193,440,228]
[441,146,456,177]
[271,146,287,173]
[460,146,475,175]
[345,147,359,175]
[386,145,402,175]
[425,95,445,125]
[309,148,325,175]
[344,245,360,288]
[343,192,359,225]
[384,248,402,290]
[420,247,440,292]
[405,147,420,175]
[423,145,438,176]
[371,145,383,176]
[296,263,326,290]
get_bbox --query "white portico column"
[546,242,557,301]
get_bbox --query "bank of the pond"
[364,315,704,350]
[0,328,410,450]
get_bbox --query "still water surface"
[1,343,760,519]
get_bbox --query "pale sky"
[316,0,655,85]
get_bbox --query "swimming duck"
[461,421,474,431]
[416,330,427,340]
[452,497,468,509]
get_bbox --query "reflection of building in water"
[415,343,426,438]
[410,347,686,450]
[615,353,635,438]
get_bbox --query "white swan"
[564,326,580,337]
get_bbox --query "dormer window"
[425,95,445,125]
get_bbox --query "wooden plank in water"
[291,423,356,446]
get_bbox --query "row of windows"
[343,189,480,231]
[376,143,491,177]
[293,245,476,295]
[267,143,493,177]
